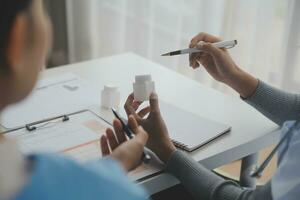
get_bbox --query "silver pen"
[161,40,237,56]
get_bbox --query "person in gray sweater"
[122,33,300,200]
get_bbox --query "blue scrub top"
[272,121,300,200]
[14,154,148,200]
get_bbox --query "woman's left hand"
[124,93,176,163]
[100,116,148,172]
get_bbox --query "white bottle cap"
[135,75,152,84]
[104,85,118,93]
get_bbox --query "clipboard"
[3,110,112,157]
[0,73,101,130]
[3,109,165,182]
[3,109,111,133]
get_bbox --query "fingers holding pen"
[128,115,148,145]
[189,32,222,68]
[190,32,221,47]
[113,119,127,143]
[106,127,119,150]
[100,119,128,155]
[189,53,203,68]
[100,135,110,156]
[196,42,223,58]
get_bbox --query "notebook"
[159,101,231,152]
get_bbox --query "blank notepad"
[159,101,231,152]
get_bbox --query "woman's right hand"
[189,32,240,84]
[189,32,258,98]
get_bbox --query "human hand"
[124,93,176,163]
[189,32,240,84]
[100,116,148,172]
[189,32,258,98]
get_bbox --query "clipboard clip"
[25,115,70,132]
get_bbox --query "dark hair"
[0,0,32,73]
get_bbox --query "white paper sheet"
[1,73,100,129]
[4,111,107,154]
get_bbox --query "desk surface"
[43,53,279,195]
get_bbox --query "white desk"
[43,53,279,195]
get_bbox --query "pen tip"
[161,53,170,56]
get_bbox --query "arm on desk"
[166,150,272,200]
[243,80,300,126]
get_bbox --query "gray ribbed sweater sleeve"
[164,81,297,200]
[166,150,272,200]
[244,80,300,125]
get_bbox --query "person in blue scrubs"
[0,1,148,199]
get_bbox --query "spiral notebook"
[160,101,231,152]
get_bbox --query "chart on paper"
[4,111,108,154]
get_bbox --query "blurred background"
[45,0,300,94]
